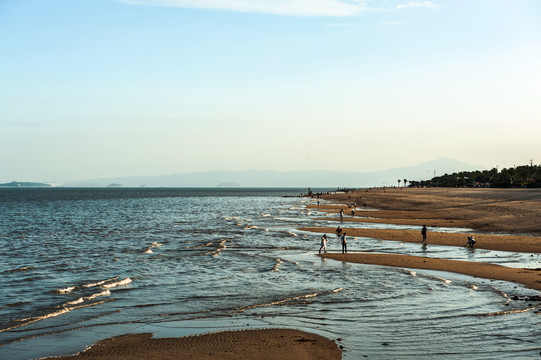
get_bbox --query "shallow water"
[0,188,540,359]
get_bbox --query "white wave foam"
[101,278,132,289]
[271,258,283,272]
[83,277,120,289]
[56,286,76,295]
[144,242,163,254]
[477,306,540,317]
[200,239,227,257]
[88,289,111,299]
[8,266,34,273]
[1,299,111,333]
[64,297,84,306]
[64,289,111,307]
[234,288,344,313]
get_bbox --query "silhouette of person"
[421,225,427,242]
[341,233,347,254]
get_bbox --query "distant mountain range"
[63,158,484,188]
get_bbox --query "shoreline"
[306,188,541,292]
[319,253,541,291]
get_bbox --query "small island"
[0,181,51,187]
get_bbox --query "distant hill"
[0,181,51,187]
[64,158,484,188]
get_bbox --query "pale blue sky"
[1,0,540,183]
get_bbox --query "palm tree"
[398,179,401,187]
[403,179,408,187]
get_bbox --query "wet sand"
[47,329,342,360]
[320,253,541,291]
[306,187,541,291]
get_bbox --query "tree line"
[405,163,541,188]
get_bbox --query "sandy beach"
[313,187,541,234]
[306,187,541,291]
[46,329,342,360]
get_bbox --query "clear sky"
[1,0,540,183]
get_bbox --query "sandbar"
[301,227,541,253]
[320,253,541,291]
[46,329,342,360]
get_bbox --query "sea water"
[0,188,540,359]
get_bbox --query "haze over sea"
[1,188,540,359]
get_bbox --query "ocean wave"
[233,288,343,313]
[488,286,511,302]
[200,239,227,257]
[101,278,132,289]
[143,242,163,254]
[271,258,283,272]
[56,286,77,295]
[0,299,112,333]
[82,277,120,289]
[63,290,111,307]
[6,266,35,273]
[476,306,540,317]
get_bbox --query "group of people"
[319,225,477,254]
[319,231,348,254]
[421,225,476,248]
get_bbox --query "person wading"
[341,233,347,254]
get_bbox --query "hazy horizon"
[1,0,540,183]
[0,157,485,187]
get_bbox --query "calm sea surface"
[0,188,540,359]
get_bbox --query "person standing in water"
[341,233,347,254]
[319,234,327,254]
[421,225,427,242]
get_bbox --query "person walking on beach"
[339,209,344,221]
[319,234,327,254]
[341,233,347,254]
[421,225,427,242]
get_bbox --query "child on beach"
[319,234,327,254]
[467,236,476,248]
